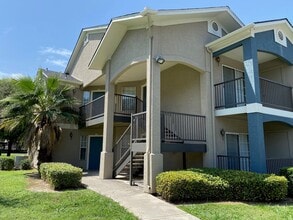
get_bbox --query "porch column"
[248,113,267,173]
[243,38,267,173]
[144,36,163,193]
[242,38,261,104]
[99,60,114,179]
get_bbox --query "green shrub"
[0,157,14,170]
[156,171,229,202]
[20,159,31,170]
[156,168,288,203]
[39,162,82,190]
[279,167,293,197]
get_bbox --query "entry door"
[88,136,103,171]
[223,66,236,108]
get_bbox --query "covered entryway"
[88,136,103,170]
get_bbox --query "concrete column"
[99,61,114,179]
[242,38,261,104]
[248,113,267,173]
[144,35,163,193]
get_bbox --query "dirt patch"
[26,173,57,193]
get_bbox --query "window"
[82,91,91,105]
[226,133,249,171]
[223,66,245,108]
[80,136,88,160]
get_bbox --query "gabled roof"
[42,69,82,86]
[65,25,108,73]
[206,19,293,52]
[89,6,244,70]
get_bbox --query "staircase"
[113,124,144,178]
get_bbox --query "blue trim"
[262,113,293,127]
[255,31,293,65]
[242,38,262,104]
[247,113,267,173]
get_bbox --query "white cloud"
[40,47,72,58]
[45,59,67,68]
[0,71,24,79]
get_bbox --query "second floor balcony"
[79,94,143,127]
[214,77,293,112]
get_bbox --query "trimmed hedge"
[20,159,32,170]
[280,167,293,197]
[39,162,82,190]
[0,157,14,170]
[156,168,288,202]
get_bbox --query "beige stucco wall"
[70,32,104,86]
[115,80,146,99]
[155,22,217,72]
[53,127,103,170]
[264,122,293,158]
[215,115,248,155]
[259,58,293,87]
[110,29,149,81]
[161,64,201,114]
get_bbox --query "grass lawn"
[0,170,137,220]
[179,201,293,220]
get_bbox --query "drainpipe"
[206,46,217,168]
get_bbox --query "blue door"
[88,137,103,171]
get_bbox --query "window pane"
[80,148,86,160]
[122,87,136,97]
[83,91,91,105]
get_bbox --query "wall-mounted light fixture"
[220,128,225,137]
[155,55,165,64]
[215,56,220,63]
[69,131,73,140]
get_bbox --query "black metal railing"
[131,111,146,142]
[217,155,250,171]
[214,77,246,109]
[266,158,293,174]
[80,94,143,123]
[115,94,143,115]
[80,95,105,122]
[161,111,206,142]
[113,125,131,171]
[260,78,293,111]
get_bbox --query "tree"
[0,78,17,156]
[0,70,79,167]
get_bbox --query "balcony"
[217,155,293,174]
[131,111,206,152]
[79,94,143,126]
[214,77,293,111]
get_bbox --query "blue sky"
[1,0,292,78]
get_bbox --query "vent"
[208,20,222,37]
[274,29,287,47]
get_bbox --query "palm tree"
[0,70,79,167]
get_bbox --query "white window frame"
[79,135,88,161]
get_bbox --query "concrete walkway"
[82,173,199,220]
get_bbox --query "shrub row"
[39,162,82,190]
[156,168,288,202]
[0,157,14,170]
[280,167,293,197]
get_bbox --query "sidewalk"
[82,173,199,220]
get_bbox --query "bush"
[156,168,288,202]
[156,171,229,202]
[39,162,82,190]
[0,157,14,170]
[20,159,31,170]
[279,167,293,197]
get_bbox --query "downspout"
[206,46,217,168]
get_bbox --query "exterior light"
[155,55,165,64]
